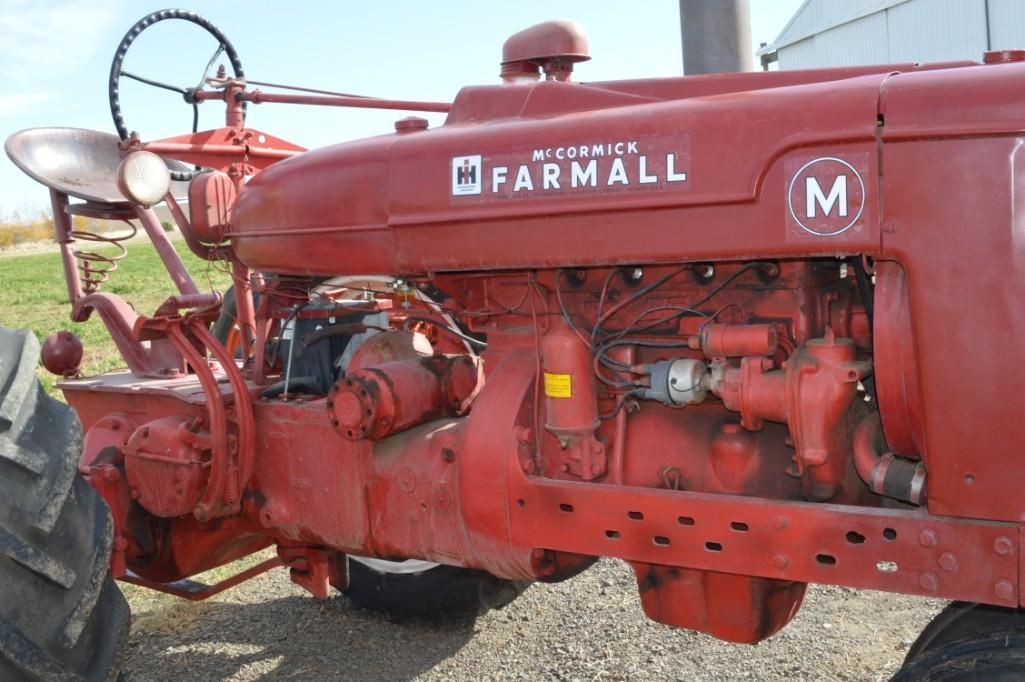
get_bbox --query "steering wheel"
[108,9,245,176]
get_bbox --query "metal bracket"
[512,478,1021,607]
[120,557,282,601]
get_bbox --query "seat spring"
[71,223,137,293]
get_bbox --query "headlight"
[116,151,170,207]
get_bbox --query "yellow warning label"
[543,372,573,398]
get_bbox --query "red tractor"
[4,9,1025,680]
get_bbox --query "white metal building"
[757,0,1025,70]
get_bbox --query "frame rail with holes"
[512,479,1021,607]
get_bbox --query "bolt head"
[919,571,939,592]
[918,529,938,547]
[995,580,1015,601]
[398,468,416,493]
[938,552,959,572]
[995,536,1013,556]
[773,555,789,570]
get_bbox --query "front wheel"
[344,557,529,622]
[0,327,129,681]
[893,601,1025,681]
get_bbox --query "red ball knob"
[41,331,83,377]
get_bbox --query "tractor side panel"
[880,137,1025,522]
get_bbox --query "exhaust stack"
[679,0,753,74]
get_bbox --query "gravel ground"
[122,558,943,681]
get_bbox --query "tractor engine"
[430,261,875,504]
[72,257,887,642]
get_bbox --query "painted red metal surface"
[541,320,605,480]
[230,73,887,274]
[187,171,236,244]
[329,352,481,440]
[513,480,1019,607]
[25,18,1025,651]
[124,414,211,517]
[41,330,83,377]
[65,341,1020,634]
[691,323,777,360]
[501,20,590,82]
[138,126,306,175]
[711,333,871,501]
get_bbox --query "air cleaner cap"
[501,20,590,82]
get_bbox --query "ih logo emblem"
[451,155,482,195]
[787,156,865,237]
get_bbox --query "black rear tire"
[344,559,529,622]
[0,327,129,681]
[894,601,1025,681]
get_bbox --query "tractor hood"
[231,59,1002,277]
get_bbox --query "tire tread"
[344,560,528,622]
[0,326,128,681]
[0,526,76,588]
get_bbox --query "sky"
[0,0,803,216]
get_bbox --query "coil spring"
[71,223,137,294]
[224,463,240,504]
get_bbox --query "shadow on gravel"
[122,592,477,681]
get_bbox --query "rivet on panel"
[938,552,959,572]
[994,536,1013,556]
[919,572,939,592]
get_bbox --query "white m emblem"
[787,156,865,237]
[806,175,847,219]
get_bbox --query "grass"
[0,239,233,394]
